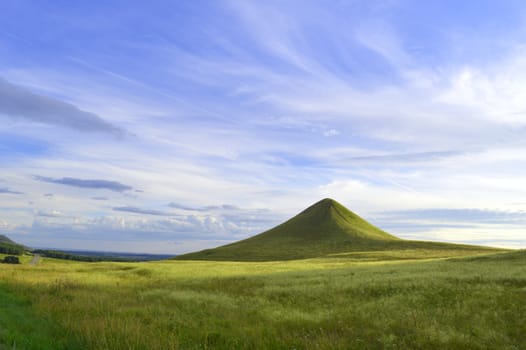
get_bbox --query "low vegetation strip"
[0,242,25,256]
[0,250,524,349]
[30,250,167,262]
[0,235,161,262]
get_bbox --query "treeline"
[33,249,139,262]
[0,242,25,255]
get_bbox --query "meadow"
[0,249,525,349]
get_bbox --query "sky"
[1,0,526,254]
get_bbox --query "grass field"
[1,249,525,349]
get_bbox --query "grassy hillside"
[0,234,16,244]
[0,249,524,349]
[0,235,25,255]
[177,198,501,261]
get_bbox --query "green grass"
[177,199,502,261]
[0,249,524,349]
[0,279,78,349]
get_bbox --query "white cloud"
[323,129,339,137]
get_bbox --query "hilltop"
[177,198,501,261]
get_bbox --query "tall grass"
[0,250,524,349]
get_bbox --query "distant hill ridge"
[176,198,499,261]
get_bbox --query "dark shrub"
[3,256,20,264]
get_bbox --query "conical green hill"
[176,198,404,261]
[264,198,400,242]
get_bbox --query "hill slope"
[176,198,499,261]
[0,234,25,255]
[0,234,16,245]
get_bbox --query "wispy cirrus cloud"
[113,206,172,216]
[33,176,133,192]
[167,202,240,211]
[343,151,464,164]
[378,208,526,225]
[166,202,205,211]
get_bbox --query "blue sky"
[1,0,526,253]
